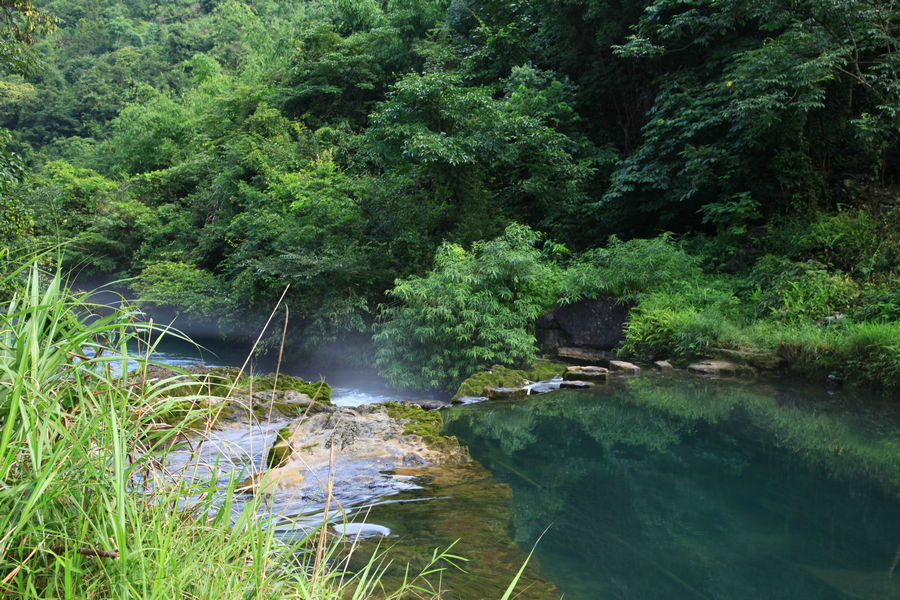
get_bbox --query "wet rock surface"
[560,380,595,389]
[688,359,755,377]
[564,365,609,382]
[485,386,529,400]
[249,404,470,496]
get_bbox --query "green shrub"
[848,283,900,322]
[800,208,900,278]
[619,283,742,360]
[745,256,859,322]
[562,233,702,302]
[374,224,560,391]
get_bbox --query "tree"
[602,0,900,233]
[374,223,560,391]
[0,0,57,76]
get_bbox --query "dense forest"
[2,0,899,391]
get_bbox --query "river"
[149,338,900,600]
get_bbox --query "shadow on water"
[442,375,900,600]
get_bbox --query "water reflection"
[443,375,900,600]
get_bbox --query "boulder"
[536,296,633,354]
[687,360,755,377]
[563,366,609,382]
[653,360,674,372]
[609,360,641,375]
[559,380,595,390]
[485,387,529,401]
[556,347,616,365]
[333,523,391,539]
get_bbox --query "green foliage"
[745,256,859,322]
[796,208,900,278]
[0,129,31,246]
[604,0,900,233]
[374,224,560,391]
[98,93,189,175]
[562,233,702,301]
[363,68,593,241]
[3,0,900,392]
[0,0,58,75]
[132,260,224,319]
[737,320,900,390]
[620,281,742,360]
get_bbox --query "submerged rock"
[559,380,595,389]
[564,365,609,382]
[333,523,391,539]
[687,360,755,377]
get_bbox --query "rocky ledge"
[243,401,470,495]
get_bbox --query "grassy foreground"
[0,263,527,599]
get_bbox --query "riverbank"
[0,266,534,599]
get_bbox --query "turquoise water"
[442,376,900,600]
[143,333,900,599]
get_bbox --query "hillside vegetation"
[2,0,898,391]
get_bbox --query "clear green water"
[441,375,900,600]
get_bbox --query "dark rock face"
[536,297,633,355]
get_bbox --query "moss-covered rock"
[238,373,332,404]
[564,365,609,382]
[484,387,529,400]
[382,401,464,453]
[453,360,567,399]
[266,425,296,468]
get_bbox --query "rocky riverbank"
[149,365,472,508]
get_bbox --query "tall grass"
[0,264,482,599]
